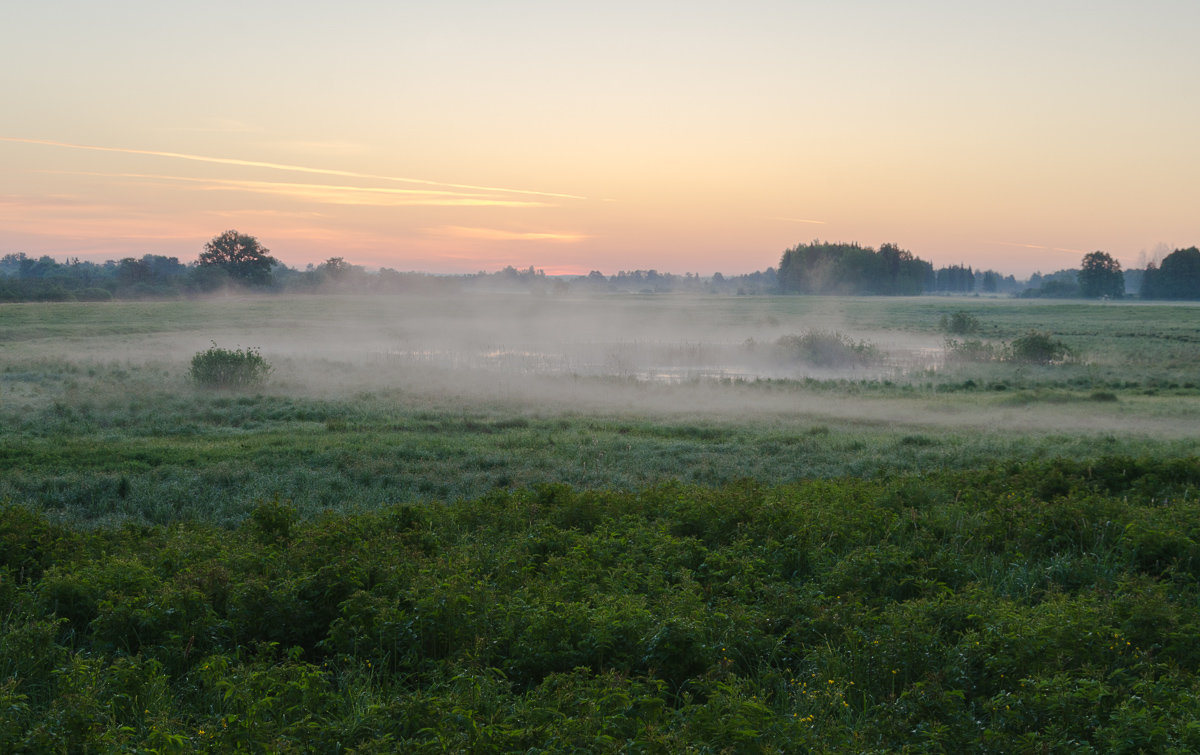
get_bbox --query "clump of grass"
[190,342,272,390]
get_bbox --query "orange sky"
[2,1,1198,277]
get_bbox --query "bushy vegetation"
[189,343,271,390]
[1007,330,1072,365]
[3,459,1200,751]
[3,294,1200,750]
[943,327,1073,367]
[768,331,879,368]
[939,310,981,335]
[944,337,1000,363]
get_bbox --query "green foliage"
[940,309,981,335]
[944,337,999,363]
[771,331,879,368]
[778,240,933,295]
[1078,251,1125,299]
[248,497,297,543]
[197,229,278,287]
[2,459,1200,750]
[1008,330,1072,365]
[7,293,1200,749]
[1142,246,1200,300]
[189,342,271,390]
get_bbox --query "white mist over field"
[6,293,1198,438]
[154,293,941,398]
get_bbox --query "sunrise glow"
[3,1,1198,275]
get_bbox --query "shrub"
[939,310,980,335]
[772,331,878,368]
[190,342,271,389]
[1007,331,1071,365]
[944,338,999,363]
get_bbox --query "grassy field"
[2,293,1200,751]
[2,294,1198,525]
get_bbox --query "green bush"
[190,342,271,389]
[1008,330,1071,365]
[939,310,980,335]
[771,331,879,368]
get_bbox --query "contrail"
[0,136,587,200]
[990,240,1084,255]
[44,171,553,207]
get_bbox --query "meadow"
[2,293,1200,751]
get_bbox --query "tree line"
[0,230,779,301]
[3,230,1198,302]
[778,241,1200,300]
[1017,247,1200,300]
[777,241,1021,296]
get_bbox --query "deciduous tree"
[1078,251,1124,298]
[198,230,277,287]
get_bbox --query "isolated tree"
[198,230,277,287]
[1078,251,1124,298]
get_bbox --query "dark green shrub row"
[2,458,1200,751]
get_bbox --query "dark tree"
[197,230,278,287]
[778,241,932,295]
[1078,251,1124,298]
[934,265,975,294]
[116,257,152,287]
[1141,247,1200,300]
[319,257,352,280]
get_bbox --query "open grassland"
[3,294,1199,526]
[2,293,1200,751]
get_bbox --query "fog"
[152,293,944,398]
[9,293,1200,438]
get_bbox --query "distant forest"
[2,233,1198,302]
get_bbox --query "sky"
[2,1,1198,277]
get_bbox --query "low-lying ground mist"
[3,292,1199,439]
